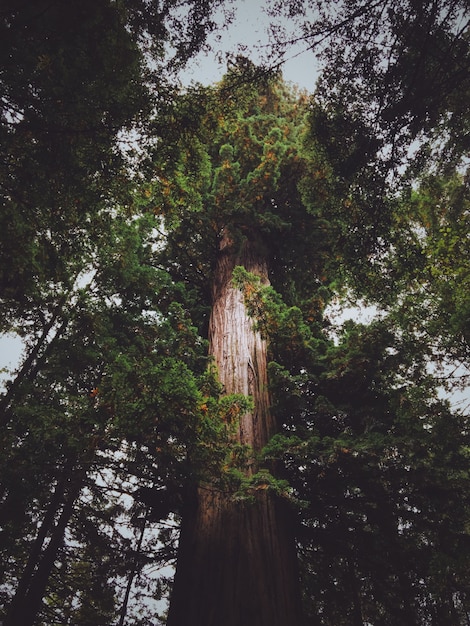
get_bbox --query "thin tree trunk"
[347,556,364,626]
[4,467,83,626]
[167,233,303,626]
[2,458,75,599]
[0,298,68,428]
[118,509,148,626]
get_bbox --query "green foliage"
[2,2,470,623]
[231,238,470,623]
[280,0,470,304]
[293,0,470,171]
[0,0,149,330]
[232,265,329,371]
[264,304,470,624]
[0,0,228,334]
[153,65,337,306]
[226,467,293,504]
[0,209,233,625]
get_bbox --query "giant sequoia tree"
[154,54,470,623]
[158,68,317,626]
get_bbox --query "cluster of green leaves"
[231,231,470,623]
[362,173,470,378]
[268,0,470,168]
[0,0,149,329]
[260,300,470,624]
[278,3,470,621]
[151,62,337,310]
[0,0,231,330]
[0,215,197,623]
[264,0,470,305]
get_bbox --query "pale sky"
[180,0,319,92]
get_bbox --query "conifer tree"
[153,61,331,626]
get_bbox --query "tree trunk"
[4,477,82,626]
[2,460,74,603]
[167,233,303,626]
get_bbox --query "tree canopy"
[1,1,470,624]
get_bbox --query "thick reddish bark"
[208,231,275,456]
[167,233,303,626]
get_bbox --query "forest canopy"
[1,1,470,625]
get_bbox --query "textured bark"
[208,231,274,456]
[167,233,303,626]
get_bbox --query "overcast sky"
[180,0,319,92]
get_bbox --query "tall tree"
[154,62,333,626]
[152,51,470,623]
[3,2,470,623]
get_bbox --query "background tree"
[0,211,221,625]
[267,0,470,165]
[259,2,470,623]
[0,0,230,331]
[265,0,470,293]
[0,1,228,623]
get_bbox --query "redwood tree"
[156,63,328,626]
